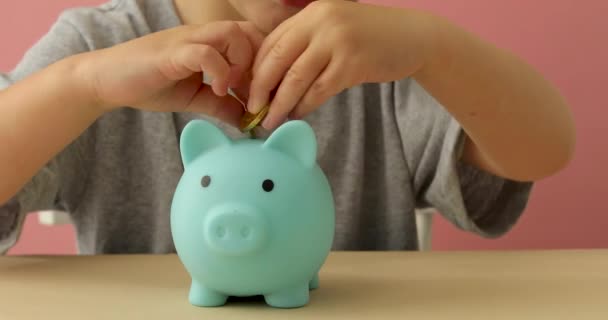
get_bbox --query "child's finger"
[247,29,307,114]
[223,28,254,88]
[252,17,294,75]
[178,44,230,96]
[235,21,265,54]
[263,44,330,129]
[292,55,345,119]
[231,70,252,103]
[192,22,254,89]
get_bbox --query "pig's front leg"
[264,283,309,308]
[309,273,319,290]
[189,280,228,307]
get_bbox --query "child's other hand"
[246,1,434,129]
[83,21,264,126]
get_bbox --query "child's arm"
[0,21,263,204]
[411,15,575,182]
[246,1,575,182]
[0,56,103,205]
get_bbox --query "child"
[0,0,575,254]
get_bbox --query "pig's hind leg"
[189,280,228,307]
[264,283,309,308]
[309,273,319,290]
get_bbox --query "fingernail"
[246,95,259,113]
[262,115,274,129]
[212,80,227,97]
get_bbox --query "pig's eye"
[201,175,211,188]
[262,179,274,192]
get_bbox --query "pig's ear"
[180,120,231,167]
[263,120,317,168]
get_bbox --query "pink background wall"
[1,0,606,254]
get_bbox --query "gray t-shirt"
[0,0,533,254]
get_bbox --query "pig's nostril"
[216,226,226,238]
[240,226,251,238]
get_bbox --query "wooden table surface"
[1,250,607,319]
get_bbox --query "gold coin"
[240,105,270,133]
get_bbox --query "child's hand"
[246,1,434,129]
[84,21,264,126]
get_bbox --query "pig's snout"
[203,205,268,256]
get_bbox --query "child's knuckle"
[269,41,288,61]
[309,0,341,18]
[197,45,215,60]
[285,67,307,88]
[336,29,358,49]
[310,78,331,99]
[221,21,241,36]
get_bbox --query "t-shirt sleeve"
[0,12,91,254]
[393,78,534,238]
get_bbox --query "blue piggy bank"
[170,119,335,308]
